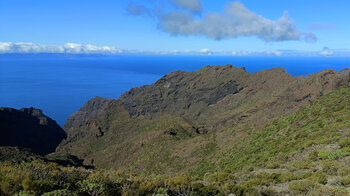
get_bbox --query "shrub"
[318,151,329,160]
[288,179,319,194]
[138,180,162,195]
[229,184,257,196]
[278,172,301,182]
[293,161,313,169]
[327,151,349,160]
[17,190,37,195]
[308,150,319,161]
[303,172,328,184]
[340,176,350,187]
[78,180,108,196]
[260,188,277,196]
[307,187,349,196]
[266,161,282,169]
[338,166,350,176]
[0,166,31,195]
[198,185,220,196]
[165,174,192,195]
[42,189,77,196]
[205,171,236,183]
[154,187,169,196]
[339,138,350,148]
[322,161,341,175]
[248,172,281,186]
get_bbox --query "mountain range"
[58,65,349,173]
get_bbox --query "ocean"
[1,54,349,126]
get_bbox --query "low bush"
[293,161,313,169]
[307,187,349,196]
[339,138,350,148]
[278,172,301,182]
[248,172,281,186]
[340,176,350,187]
[322,160,341,175]
[288,179,319,194]
[308,150,319,161]
[327,151,349,160]
[303,172,328,184]
[41,189,77,196]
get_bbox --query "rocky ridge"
[58,65,350,173]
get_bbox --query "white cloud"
[0,42,13,53]
[232,51,250,56]
[265,51,283,56]
[0,42,122,54]
[1,42,348,57]
[200,48,213,55]
[64,43,82,53]
[170,0,202,13]
[320,47,333,57]
[130,1,317,42]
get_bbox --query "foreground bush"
[288,179,319,194]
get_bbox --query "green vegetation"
[217,87,350,172]
[0,160,256,195]
[288,179,319,194]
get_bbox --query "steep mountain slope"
[208,87,350,195]
[58,65,349,174]
[0,107,66,154]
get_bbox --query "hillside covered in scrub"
[58,65,349,173]
[1,65,350,195]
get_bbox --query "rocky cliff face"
[0,107,66,154]
[57,65,349,173]
[119,65,347,130]
[63,96,114,130]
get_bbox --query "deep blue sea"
[1,54,349,126]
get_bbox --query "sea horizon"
[1,53,349,125]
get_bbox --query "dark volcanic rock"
[120,65,246,118]
[63,96,114,130]
[0,107,66,154]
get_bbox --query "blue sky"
[0,0,349,56]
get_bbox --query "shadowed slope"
[0,107,66,154]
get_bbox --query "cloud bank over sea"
[0,41,349,57]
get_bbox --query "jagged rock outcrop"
[58,65,350,172]
[63,96,114,130]
[0,107,66,154]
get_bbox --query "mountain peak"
[63,96,114,130]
